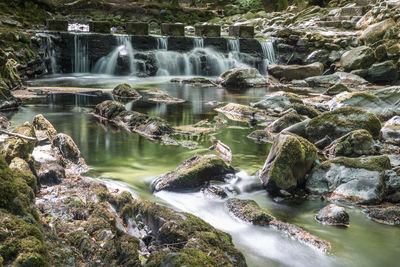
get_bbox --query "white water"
[43,36,58,74]
[157,37,168,50]
[93,35,136,75]
[260,41,276,75]
[73,33,89,73]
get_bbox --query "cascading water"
[73,33,89,73]
[93,35,136,75]
[260,40,276,75]
[157,37,168,50]
[43,35,58,74]
[193,38,204,48]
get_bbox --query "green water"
[4,74,400,267]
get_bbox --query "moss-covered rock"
[324,83,352,96]
[1,123,37,163]
[216,67,267,88]
[225,198,275,226]
[215,103,269,122]
[153,155,234,191]
[283,104,319,118]
[267,111,305,133]
[112,84,142,100]
[340,46,376,72]
[94,100,125,120]
[305,107,381,144]
[260,132,318,195]
[251,91,303,113]
[306,156,391,204]
[52,133,80,163]
[325,129,376,159]
[146,248,217,266]
[32,114,57,141]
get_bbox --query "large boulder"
[366,60,399,84]
[316,204,349,226]
[33,114,57,140]
[225,198,275,226]
[324,129,376,159]
[305,107,381,144]
[267,62,324,80]
[360,19,396,45]
[305,72,368,88]
[52,133,81,163]
[260,133,318,195]
[1,123,37,162]
[216,67,267,88]
[215,103,269,122]
[267,111,305,133]
[112,84,142,100]
[340,46,376,72]
[328,92,397,120]
[94,100,125,120]
[306,156,391,204]
[153,155,234,191]
[251,91,303,113]
[33,144,65,185]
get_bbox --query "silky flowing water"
[4,74,400,267]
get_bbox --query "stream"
[3,74,400,267]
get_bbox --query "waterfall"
[227,38,240,52]
[260,40,276,74]
[43,35,58,74]
[93,35,136,75]
[193,38,204,49]
[156,37,168,50]
[73,33,89,73]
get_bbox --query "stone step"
[355,0,376,6]
[339,6,367,17]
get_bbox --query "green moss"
[146,248,216,266]
[1,123,37,162]
[285,104,319,118]
[335,92,377,103]
[306,107,382,143]
[14,252,46,267]
[226,198,275,226]
[320,155,391,172]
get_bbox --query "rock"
[251,91,303,113]
[305,107,381,144]
[217,67,267,88]
[247,130,274,144]
[375,44,387,61]
[387,43,400,58]
[306,156,391,204]
[1,123,37,162]
[260,133,318,195]
[365,206,400,225]
[340,46,376,72]
[281,119,310,138]
[283,104,319,118]
[325,129,376,159]
[89,21,111,33]
[226,198,275,226]
[94,100,125,120]
[366,60,398,84]
[112,84,142,100]
[9,157,31,173]
[134,117,174,138]
[267,62,324,80]
[33,144,65,185]
[225,198,330,251]
[316,204,349,226]
[267,111,305,133]
[53,133,81,163]
[384,170,400,203]
[304,50,329,66]
[201,185,228,199]
[324,84,352,96]
[328,92,396,120]
[305,72,368,88]
[382,116,400,144]
[33,114,57,140]
[153,155,234,191]
[135,87,184,104]
[0,114,9,130]
[360,19,395,44]
[215,103,268,122]
[161,23,184,36]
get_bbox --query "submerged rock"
[260,133,318,195]
[365,205,400,225]
[267,62,324,80]
[153,155,234,191]
[247,130,274,144]
[217,67,267,88]
[306,156,391,204]
[305,107,381,144]
[251,91,303,113]
[324,129,376,159]
[215,103,269,122]
[316,204,349,226]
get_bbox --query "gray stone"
[228,26,254,38]
[366,60,398,84]
[267,62,324,80]
[340,46,376,72]
[161,23,185,36]
[316,204,349,226]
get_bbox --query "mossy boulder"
[324,83,352,96]
[52,133,81,163]
[33,114,57,140]
[325,129,376,159]
[1,123,37,162]
[260,133,318,195]
[112,84,142,100]
[94,100,125,119]
[340,46,375,72]
[306,156,391,204]
[215,103,268,122]
[251,91,303,113]
[153,155,234,191]
[305,107,381,144]
[146,248,217,266]
[267,62,324,80]
[216,67,267,88]
[267,111,305,133]
[225,198,275,226]
[283,104,319,118]
[360,19,395,45]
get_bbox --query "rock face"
[381,116,400,144]
[306,156,391,204]
[267,62,324,80]
[305,107,381,144]
[225,198,331,252]
[217,67,267,88]
[325,129,376,159]
[360,19,395,44]
[340,46,375,72]
[112,83,142,100]
[153,155,234,191]
[260,133,318,195]
[251,91,303,113]
[316,204,349,226]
